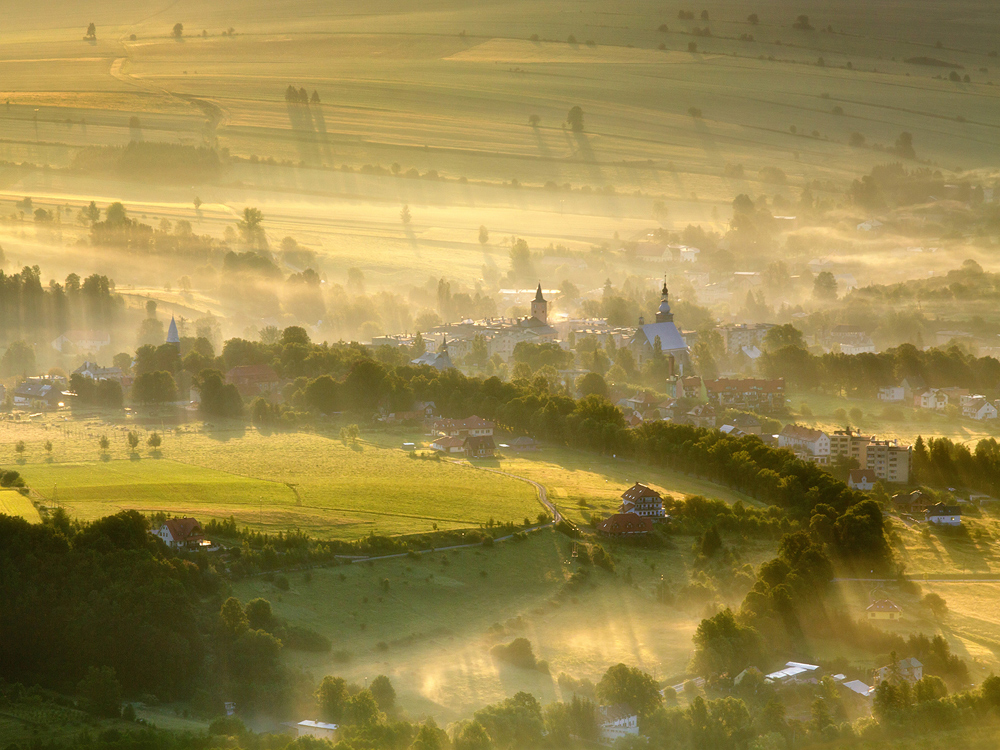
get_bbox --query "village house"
[962,396,998,421]
[874,658,923,685]
[625,391,661,412]
[926,503,962,526]
[676,245,701,263]
[866,599,902,621]
[878,386,904,402]
[411,337,456,371]
[51,330,111,355]
[226,364,282,399]
[778,425,831,465]
[892,490,931,514]
[717,323,775,354]
[464,435,496,458]
[619,482,665,519]
[730,413,762,435]
[296,721,339,741]
[703,378,785,413]
[507,436,539,452]
[848,469,878,491]
[597,513,653,537]
[679,376,702,400]
[13,378,70,408]
[151,518,210,549]
[432,416,494,438]
[684,403,716,429]
[74,361,124,382]
[430,436,466,454]
[597,705,639,744]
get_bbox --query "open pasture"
[2,419,540,538]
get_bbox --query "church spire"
[535,282,544,302]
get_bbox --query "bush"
[490,638,546,671]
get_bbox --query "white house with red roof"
[619,483,665,519]
[152,518,210,549]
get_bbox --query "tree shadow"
[100,453,111,462]
[532,126,552,160]
[129,452,141,462]
[285,102,321,165]
[204,424,246,442]
[310,104,334,164]
[149,449,162,459]
[15,458,25,465]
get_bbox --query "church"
[625,282,689,375]
[486,284,558,361]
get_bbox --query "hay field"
[1,419,539,538]
[2,0,1000,289]
[0,490,41,523]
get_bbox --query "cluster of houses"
[879,377,1000,421]
[891,490,963,525]
[429,416,497,458]
[617,377,785,431]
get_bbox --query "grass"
[0,490,41,523]
[232,527,776,723]
[3,419,539,539]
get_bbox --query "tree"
[813,271,838,301]
[127,432,139,453]
[237,207,265,248]
[412,717,448,750]
[528,114,540,127]
[86,22,97,40]
[44,440,52,455]
[316,676,350,723]
[793,14,814,30]
[748,13,759,24]
[576,372,608,399]
[567,106,584,132]
[147,432,162,449]
[310,90,320,103]
[411,331,426,358]
[99,435,110,452]
[1,340,36,377]
[78,666,122,718]
[595,664,662,716]
[196,369,243,418]
[370,674,396,713]
[922,592,948,620]
[453,721,491,750]
[244,598,274,631]
[173,23,184,38]
[400,205,412,224]
[691,609,763,677]
[478,225,489,245]
[219,596,249,639]
[132,371,177,404]
[14,441,25,457]
[895,131,916,159]
[762,323,805,352]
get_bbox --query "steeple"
[439,334,448,352]
[166,315,180,348]
[531,282,548,325]
[655,281,673,323]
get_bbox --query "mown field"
[0,489,41,523]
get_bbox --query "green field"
[0,490,41,523]
[4,420,541,538]
[232,528,778,722]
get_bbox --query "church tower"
[654,281,673,323]
[531,283,548,324]
[166,315,180,350]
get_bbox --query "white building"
[778,425,831,465]
[51,330,111,355]
[963,396,998,421]
[926,504,961,526]
[841,338,876,355]
[878,386,904,402]
[848,469,877,491]
[676,245,701,263]
[597,705,639,744]
[296,721,339,741]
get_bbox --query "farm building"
[866,599,902,621]
[151,518,210,549]
[926,503,961,525]
[875,658,923,685]
[597,705,639,744]
[598,513,653,537]
[296,721,338,741]
[431,436,465,454]
[618,483,665,519]
[464,435,496,458]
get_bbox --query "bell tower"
[531,283,548,324]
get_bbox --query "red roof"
[866,599,901,613]
[226,364,280,385]
[849,469,878,484]
[621,482,662,503]
[432,436,465,450]
[704,378,785,394]
[163,517,203,544]
[598,513,653,535]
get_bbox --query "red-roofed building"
[432,416,494,438]
[464,435,496,458]
[619,483,665,519]
[867,600,902,621]
[598,513,653,536]
[226,365,281,399]
[431,436,466,454]
[152,517,209,549]
[848,469,878,491]
[704,378,785,413]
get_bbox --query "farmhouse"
[14,378,70,408]
[878,386,904,402]
[597,705,639,744]
[431,436,466,454]
[296,721,338,741]
[507,436,539,452]
[683,403,716,429]
[619,482,665,519]
[432,416,494,438]
[74,361,124,382]
[848,469,878,491]
[926,503,961,525]
[874,658,923,685]
[598,513,653,536]
[151,518,210,549]
[892,490,931,513]
[866,599,902,621]
[464,435,496,458]
[962,396,997,421]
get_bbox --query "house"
[508,436,540,452]
[720,425,749,438]
[684,403,716,429]
[874,658,923,685]
[151,517,210,549]
[848,469,878,491]
[625,283,688,372]
[226,364,281,398]
[704,378,785,413]
[677,245,701,263]
[464,435,496,458]
[598,513,653,536]
[74,361,124,382]
[635,242,669,262]
[654,399,678,420]
[926,503,961,526]
[679,376,702,400]
[625,391,661,412]
[411,337,456,371]
[778,425,831,465]
[717,323,775,354]
[731,413,762,435]
[13,379,69,408]
[626,412,644,428]
[597,705,639,744]
[878,386,904,402]
[51,330,111,355]
[619,482,665,519]
[765,662,821,684]
[963,396,998,421]
[916,389,949,411]
[841,337,876,355]
[892,490,931,513]
[431,436,466,454]
[296,721,339,741]
[866,599,902,621]
[842,680,873,699]
[433,416,495,438]
[736,345,762,370]
[486,285,559,361]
